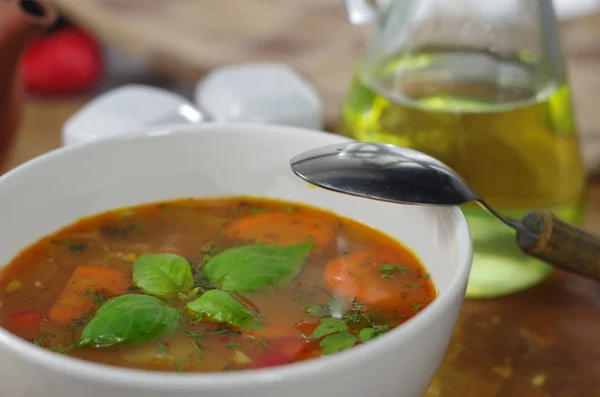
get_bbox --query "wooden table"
[2,99,600,396]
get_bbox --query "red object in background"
[21,27,103,95]
[9,309,43,330]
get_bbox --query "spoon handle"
[516,209,600,281]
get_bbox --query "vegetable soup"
[0,197,436,372]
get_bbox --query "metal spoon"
[290,141,600,283]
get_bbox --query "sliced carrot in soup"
[224,212,334,250]
[48,266,131,326]
[324,251,424,310]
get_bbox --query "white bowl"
[0,123,472,397]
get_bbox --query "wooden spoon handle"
[516,209,600,281]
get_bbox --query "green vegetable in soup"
[203,243,312,291]
[357,325,389,342]
[320,332,357,354]
[311,318,348,338]
[186,290,259,329]
[78,294,180,347]
[133,254,194,298]
[310,317,360,354]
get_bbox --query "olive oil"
[339,49,587,298]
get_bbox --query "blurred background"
[4,0,600,173]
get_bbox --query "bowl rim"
[0,122,473,389]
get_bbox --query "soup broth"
[0,197,436,372]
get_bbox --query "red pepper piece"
[253,349,292,369]
[9,309,42,329]
[253,336,311,369]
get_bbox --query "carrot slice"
[224,212,334,250]
[48,266,131,326]
[324,251,422,310]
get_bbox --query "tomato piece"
[9,309,42,329]
[253,349,292,369]
[253,336,310,369]
[275,337,310,359]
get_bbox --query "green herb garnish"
[203,243,313,291]
[358,324,389,341]
[320,332,357,354]
[33,333,53,346]
[158,341,169,353]
[68,243,86,253]
[379,264,412,278]
[311,318,348,338]
[133,254,194,298]
[186,290,260,330]
[85,289,111,307]
[101,223,143,239]
[341,299,372,324]
[77,294,180,347]
[50,342,74,353]
[69,312,94,329]
[213,328,234,336]
[249,206,267,214]
[184,331,204,355]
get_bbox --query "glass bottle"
[339,0,587,298]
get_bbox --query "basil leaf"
[358,325,390,341]
[78,294,180,347]
[133,254,194,298]
[358,327,376,341]
[303,304,331,317]
[203,243,312,291]
[311,318,348,338]
[186,290,259,330]
[320,332,357,354]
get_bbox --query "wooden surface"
[51,0,600,175]
[2,99,600,396]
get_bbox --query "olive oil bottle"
[339,48,587,298]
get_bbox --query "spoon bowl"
[290,141,478,206]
